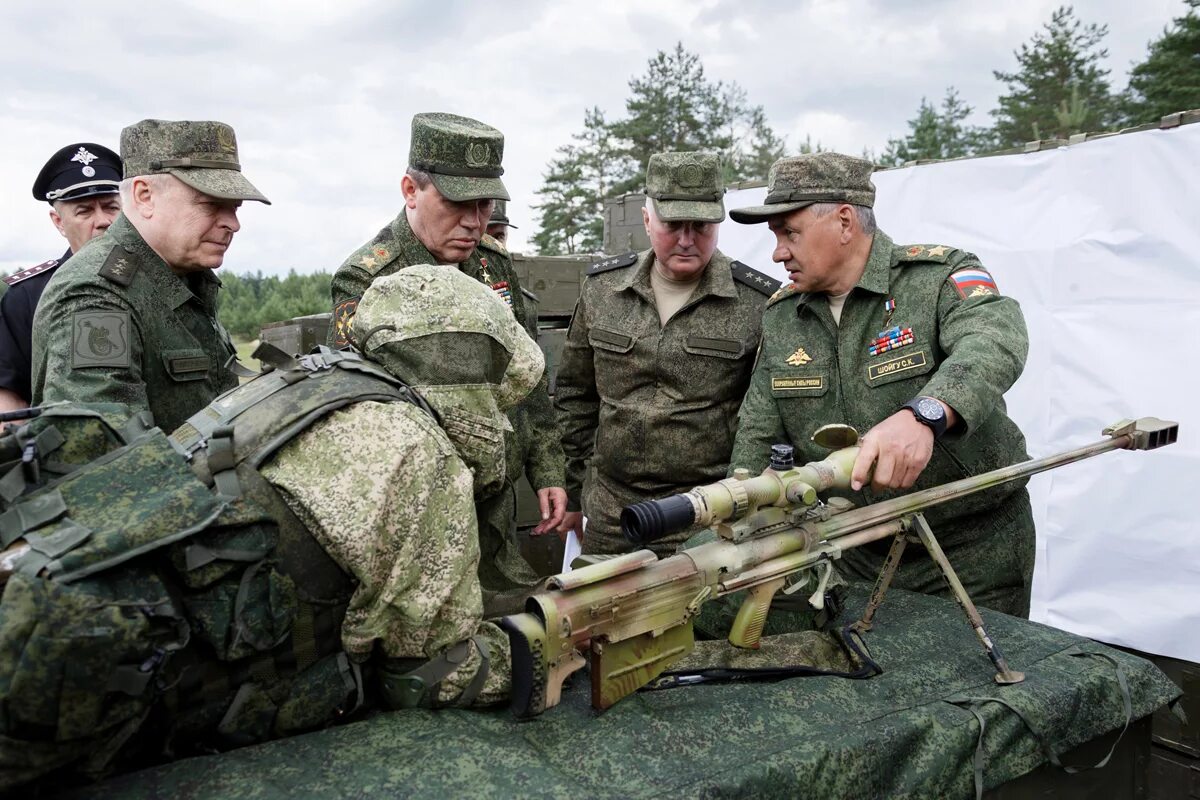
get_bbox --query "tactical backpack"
[0,349,434,791]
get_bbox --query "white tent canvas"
[718,122,1200,661]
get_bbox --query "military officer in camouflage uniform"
[31,119,268,433]
[329,113,565,613]
[555,152,779,557]
[0,143,123,416]
[728,153,1035,617]
[485,198,516,247]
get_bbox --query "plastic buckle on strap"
[384,674,428,709]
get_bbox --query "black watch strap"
[903,396,949,439]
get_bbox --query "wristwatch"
[903,396,948,439]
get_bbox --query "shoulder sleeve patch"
[895,244,959,264]
[587,252,637,276]
[766,283,802,308]
[4,259,59,286]
[520,287,540,304]
[332,297,360,347]
[948,267,1001,299]
[731,260,782,296]
[72,310,132,368]
[479,234,508,255]
[98,248,139,287]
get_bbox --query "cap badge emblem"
[465,142,491,167]
[71,147,98,166]
[82,166,96,177]
[217,126,236,154]
[676,163,704,187]
[786,347,812,366]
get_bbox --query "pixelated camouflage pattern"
[31,214,239,433]
[555,248,769,557]
[83,585,1179,800]
[645,151,726,222]
[730,230,1035,616]
[120,118,269,204]
[330,212,565,596]
[261,401,511,706]
[730,152,877,223]
[408,112,509,202]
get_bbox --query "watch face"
[917,397,944,421]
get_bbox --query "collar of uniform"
[106,213,206,310]
[620,248,738,301]
[394,209,447,266]
[855,229,895,295]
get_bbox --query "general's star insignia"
[71,147,97,166]
[360,255,377,269]
[109,258,130,276]
[786,347,812,366]
[906,245,924,257]
[926,245,949,257]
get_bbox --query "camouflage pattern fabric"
[406,112,509,203]
[83,586,1179,800]
[120,118,270,204]
[31,213,239,433]
[555,248,771,557]
[329,210,564,594]
[729,152,876,223]
[644,151,725,223]
[730,230,1035,617]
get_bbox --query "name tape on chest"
[867,350,928,381]
[772,376,823,391]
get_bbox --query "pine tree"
[991,6,1117,146]
[882,88,991,165]
[1122,0,1200,124]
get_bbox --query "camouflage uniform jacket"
[329,212,564,492]
[262,400,510,705]
[30,213,237,432]
[556,248,775,553]
[730,230,1031,539]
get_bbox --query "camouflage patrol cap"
[729,152,875,224]
[409,113,509,203]
[120,119,270,204]
[646,151,725,223]
[488,199,517,229]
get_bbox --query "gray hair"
[808,202,876,235]
[119,173,175,207]
[406,166,433,189]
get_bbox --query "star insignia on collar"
[786,347,812,366]
[926,245,949,257]
[71,147,98,166]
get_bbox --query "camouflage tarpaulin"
[83,586,1179,800]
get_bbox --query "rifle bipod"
[850,513,1025,685]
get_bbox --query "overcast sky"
[0,0,1186,277]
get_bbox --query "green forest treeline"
[219,270,331,340]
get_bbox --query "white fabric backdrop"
[718,123,1200,661]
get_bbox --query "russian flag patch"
[949,268,1000,299]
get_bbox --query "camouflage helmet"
[121,119,270,204]
[351,265,543,494]
[646,151,725,223]
[408,113,509,203]
[729,152,875,223]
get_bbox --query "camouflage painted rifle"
[501,417,1178,718]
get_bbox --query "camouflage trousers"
[838,488,1036,619]
[474,479,539,617]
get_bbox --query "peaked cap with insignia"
[645,151,725,223]
[121,119,270,204]
[32,142,121,203]
[409,112,509,203]
[488,198,517,229]
[731,152,876,223]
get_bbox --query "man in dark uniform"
[31,120,269,433]
[328,113,566,614]
[0,144,122,415]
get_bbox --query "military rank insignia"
[869,325,914,357]
[491,281,514,309]
[949,268,1000,299]
[332,298,359,347]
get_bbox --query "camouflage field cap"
[646,151,725,223]
[488,199,517,229]
[729,153,875,224]
[121,119,270,204]
[409,113,509,203]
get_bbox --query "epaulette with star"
[4,258,60,286]
[479,233,508,256]
[894,244,959,263]
[347,234,399,277]
[587,252,637,276]
[731,260,781,296]
[766,283,802,308]
[98,247,140,287]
